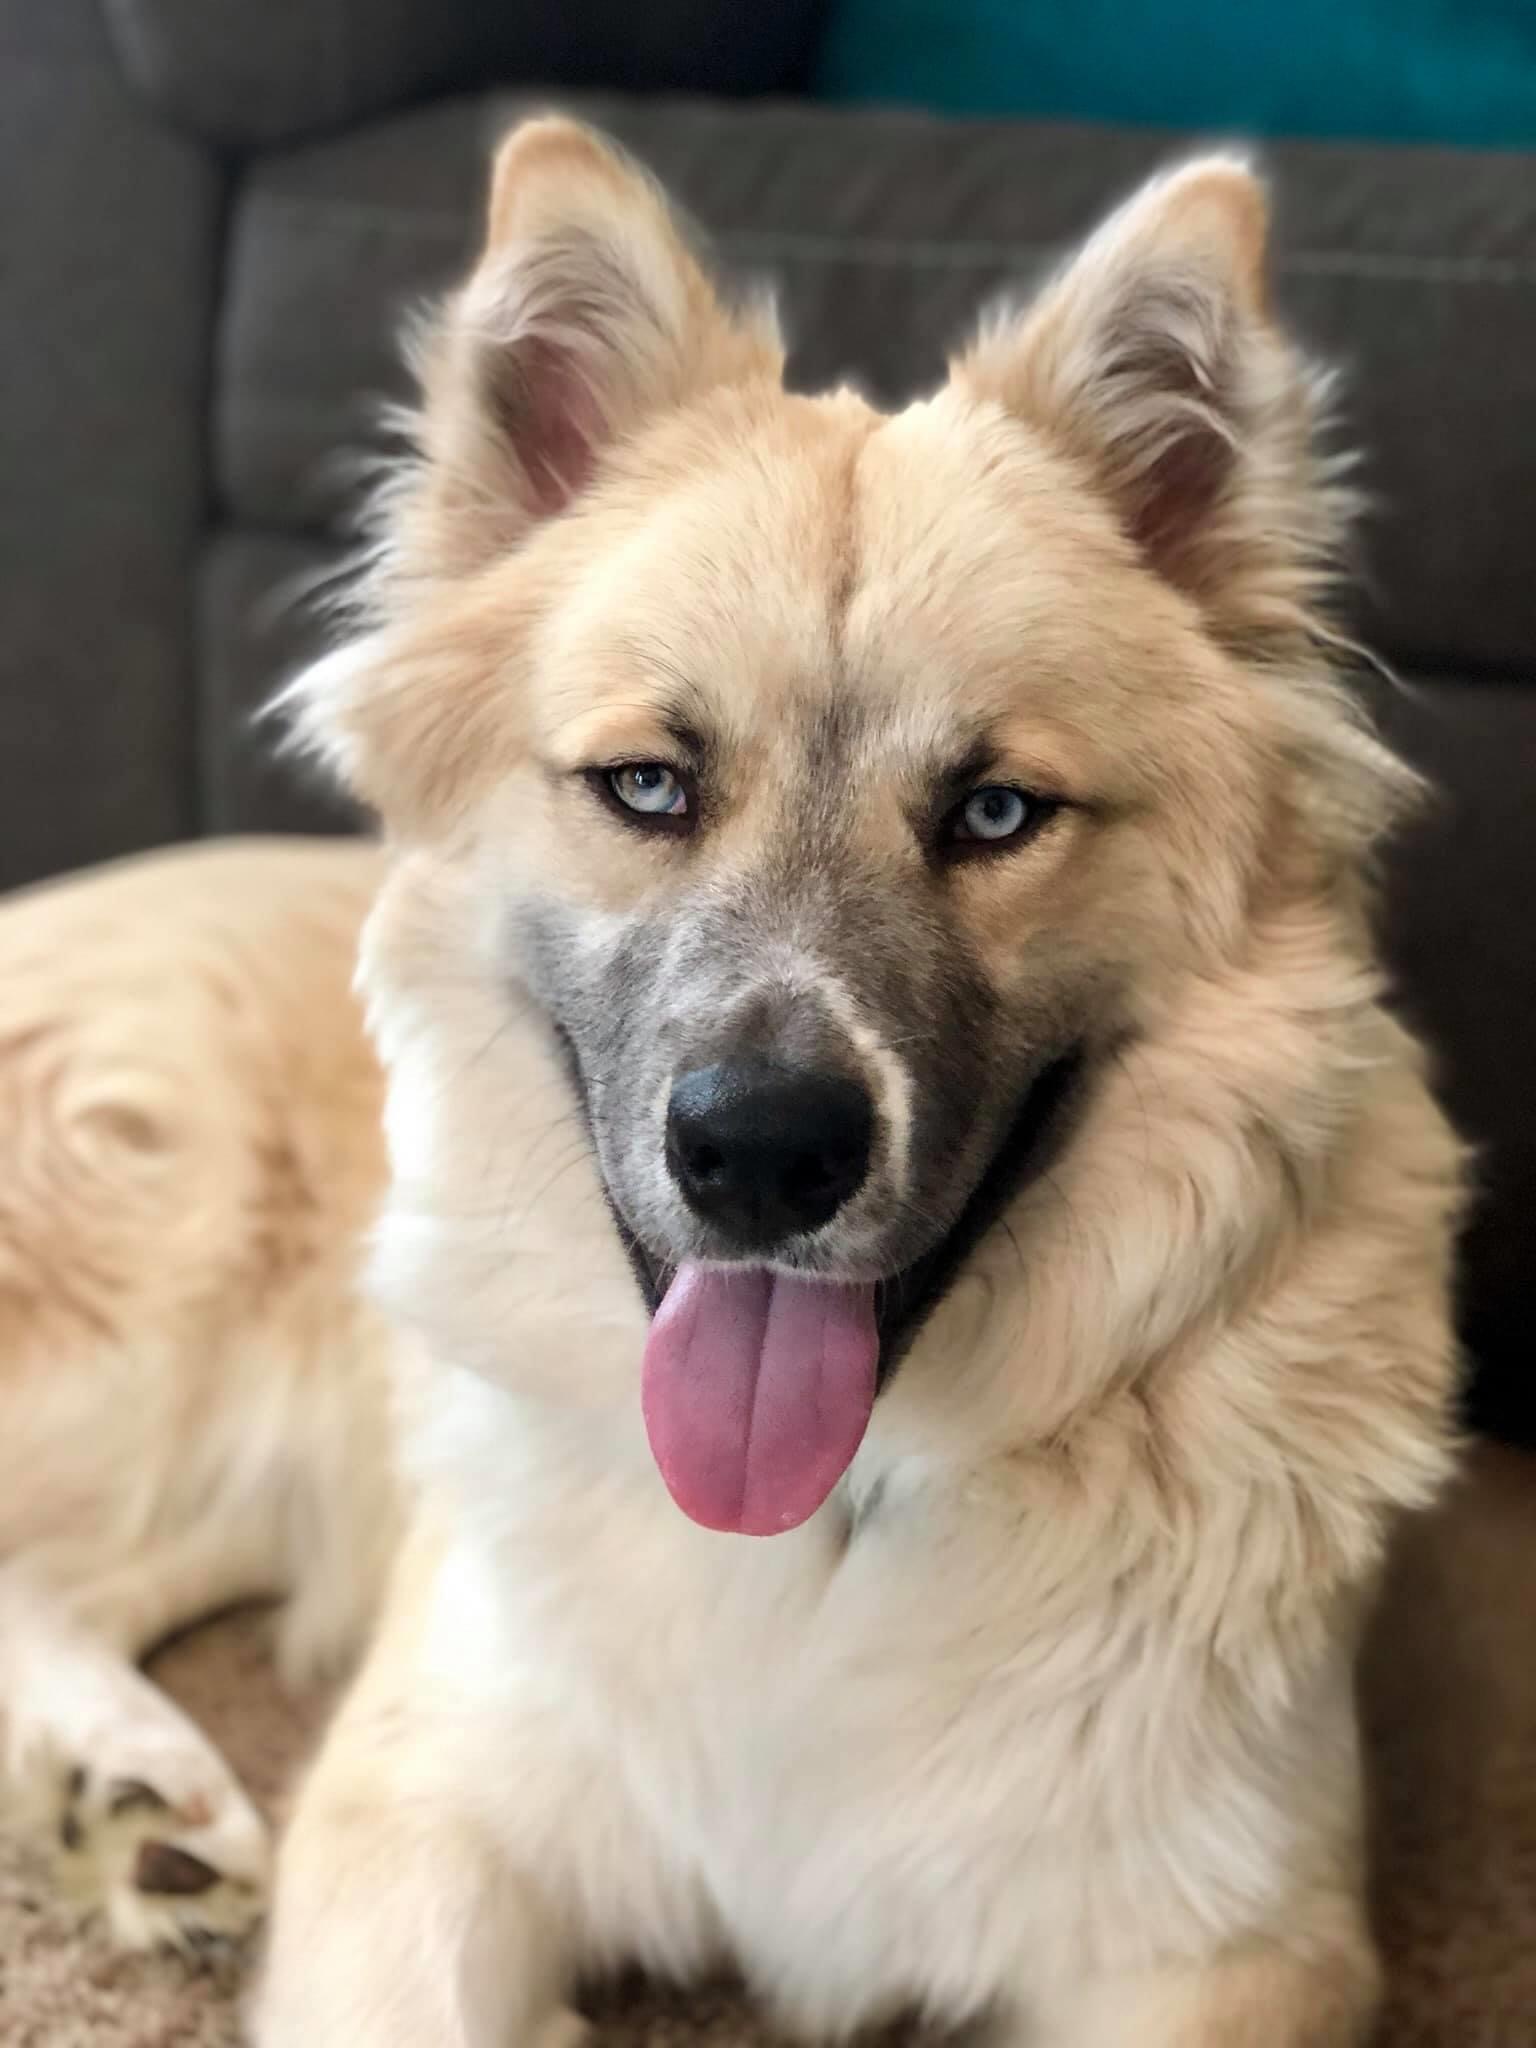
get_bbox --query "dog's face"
[506,399,1246,1279]
[293,121,1407,1532]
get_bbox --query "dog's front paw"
[43,1744,270,1954]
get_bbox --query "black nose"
[666,1060,875,1250]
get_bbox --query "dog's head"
[289,120,1413,1533]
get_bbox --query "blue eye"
[955,785,1031,844]
[609,763,688,818]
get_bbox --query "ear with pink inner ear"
[952,158,1342,644]
[407,116,785,576]
[273,117,785,834]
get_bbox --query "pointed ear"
[397,116,783,584]
[953,158,1342,644]
[278,120,783,833]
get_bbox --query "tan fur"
[0,839,399,1948]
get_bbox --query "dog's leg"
[1029,1903,1380,2047]
[255,1776,582,2048]
[0,1550,271,1951]
[254,1498,614,2048]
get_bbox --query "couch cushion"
[219,95,1536,674]
[198,530,362,840]
[102,0,826,149]
[0,0,221,891]
[1359,671,1536,1446]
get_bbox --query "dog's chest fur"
[405,1356,1353,2034]
[357,894,1454,2037]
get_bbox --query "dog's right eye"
[612,764,686,815]
[590,763,695,833]
[940,783,1058,857]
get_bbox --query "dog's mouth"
[592,1046,1088,1538]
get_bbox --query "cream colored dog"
[4,118,1463,2047]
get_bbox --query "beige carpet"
[3,1444,1534,2047]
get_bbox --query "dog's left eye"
[608,764,689,819]
[947,785,1043,848]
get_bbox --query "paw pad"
[133,1841,221,1897]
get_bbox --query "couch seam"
[245,193,1536,285]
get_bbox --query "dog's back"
[0,837,397,1948]
[0,836,386,1450]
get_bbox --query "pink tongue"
[642,1264,878,1536]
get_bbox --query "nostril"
[685,1140,725,1178]
[784,1150,838,1201]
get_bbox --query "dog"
[253,118,1463,2045]
[0,837,397,1948]
[0,117,1462,2044]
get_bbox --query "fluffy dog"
[254,120,1462,2046]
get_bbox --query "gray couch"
[3,0,1533,1441]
